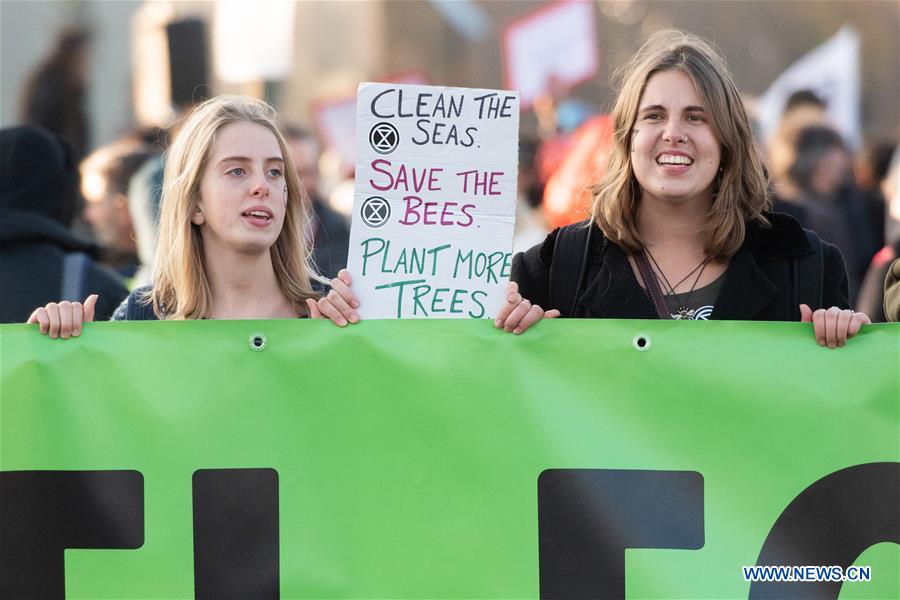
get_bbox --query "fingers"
[834,308,852,347]
[305,298,322,319]
[45,302,61,339]
[545,309,561,319]
[70,302,84,336]
[58,301,75,339]
[28,307,50,334]
[799,304,813,322]
[823,306,841,348]
[83,294,98,323]
[329,274,360,311]
[316,298,348,326]
[811,308,827,347]
[494,282,520,327]
[811,307,871,349]
[513,304,546,335]
[501,297,532,332]
[324,288,358,324]
[28,295,96,339]
[337,269,353,287]
[847,312,870,339]
[315,271,361,327]
[316,293,359,326]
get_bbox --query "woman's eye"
[227,167,245,177]
[687,114,706,122]
[267,168,283,178]
[644,113,663,121]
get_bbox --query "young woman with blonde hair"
[30,95,344,335]
[495,30,869,346]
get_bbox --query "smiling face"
[194,121,287,255]
[631,69,721,208]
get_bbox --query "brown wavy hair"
[151,95,320,319]
[592,30,770,259]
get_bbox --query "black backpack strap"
[792,229,824,318]
[549,222,603,317]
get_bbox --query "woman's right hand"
[27,294,98,339]
[306,269,360,326]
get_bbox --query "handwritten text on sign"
[347,83,519,319]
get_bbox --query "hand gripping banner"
[1,320,898,598]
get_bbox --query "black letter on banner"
[192,468,279,599]
[0,470,144,599]
[749,462,900,600]
[538,469,704,599]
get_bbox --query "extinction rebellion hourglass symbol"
[360,196,391,228]
[369,123,399,154]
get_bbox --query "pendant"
[674,307,695,320]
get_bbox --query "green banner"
[1,320,898,599]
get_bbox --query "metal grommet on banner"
[249,333,267,351]
[632,333,651,352]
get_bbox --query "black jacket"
[111,282,329,321]
[0,126,128,323]
[511,213,850,321]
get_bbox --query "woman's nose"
[662,120,686,144]
[249,174,270,197]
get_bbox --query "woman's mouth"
[656,153,694,166]
[241,207,273,226]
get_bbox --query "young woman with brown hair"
[497,30,868,347]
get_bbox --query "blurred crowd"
[2,27,898,324]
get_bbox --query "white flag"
[758,27,860,148]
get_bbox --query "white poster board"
[502,1,598,109]
[313,73,429,166]
[347,83,520,319]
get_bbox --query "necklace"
[643,247,710,320]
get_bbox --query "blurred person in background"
[767,90,830,190]
[20,27,91,163]
[855,138,896,250]
[0,125,128,323]
[285,125,350,279]
[80,141,155,281]
[513,136,549,253]
[127,154,165,288]
[885,258,900,322]
[772,125,876,301]
[858,145,900,322]
[127,124,183,287]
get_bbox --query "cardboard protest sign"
[347,83,520,319]
[313,73,429,166]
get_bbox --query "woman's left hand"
[799,304,870,348]
[495,281,560,334]
[307,269,360,326]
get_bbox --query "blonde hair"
[151,95,320,319]
[592,30,770,259]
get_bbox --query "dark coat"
[112,282,328,321]
[511,213,850,321]
[0,125,128,323]
[311,197,350,280]
[111,285,157,321]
